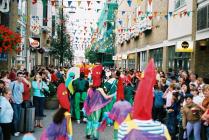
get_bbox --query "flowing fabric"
[65,72,74,88]
[132,59,156,120]
[109,100,132,124]
[44,119,68,140]
[116,77,125,101]
[123,129,166,140]
[84,88,111,116]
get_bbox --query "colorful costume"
[84,64,111,140]
[102,78,117,125]
[72,75,89,121]
[118,59,171,140]
[41,83,73,140]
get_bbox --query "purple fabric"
[108,100,132,124]
[123,129,166,140]
[46,119,68,140]
[84,88,111,115]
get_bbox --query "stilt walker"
[118,59,171,140]
[84,64,115,140]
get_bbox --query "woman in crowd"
[182,94,202,140]
[0,88,14,140]
[32,73,49,128]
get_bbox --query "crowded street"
[1,0,209,140]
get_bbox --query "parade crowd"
[0,60,209,140]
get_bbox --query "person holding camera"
[32,73,49,128]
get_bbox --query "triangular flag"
[77,1,81,6]
[187,11,191,16]
[127,0,132,7]
[68,1,72,7]
[122,11,126,15]
[138,11,143,16]
[118,20,122,25]
[169,12,173,17]
[148,0,152,5]
[87,1,91,7]
[97,9,101,12]
[96,1,100,4]
[164,15,168,20]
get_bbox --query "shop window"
[197,6,208,31]
[168,46,190,71]
[175,0,186,10]
[149,48,163,69]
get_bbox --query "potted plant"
[0,25,22,53]
[44,82,59,110]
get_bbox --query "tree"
[49,22,73,66]
[85,48,99,63]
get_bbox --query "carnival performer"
[65,72,75,116]
[72,72,89,123]
[118,59,171,140]
[40,83,73,140]
[84,64,115,140]
[102,70,121,126]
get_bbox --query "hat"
[92,65,103,87]
[57,83,70,111]
[132,59,156,120]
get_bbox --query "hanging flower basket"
[0,25,22,53]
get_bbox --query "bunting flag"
[68,1,72,7]
[97,9,101,12]
[118,20,122,25]
[96,1,101,4]
[87,1,91,7]
[127,0,132,7]
[122,11,126,15]
[77,1,81,6]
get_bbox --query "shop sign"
[29,38,40,48]
[122,54,127,59]
[176,41,193,52]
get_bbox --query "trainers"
[77,120,80,124]
[83,118,87,122]
[14,132,20,136]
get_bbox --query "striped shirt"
[118,119,168,140]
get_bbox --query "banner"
[176,41,193,52]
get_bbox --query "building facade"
[114,0,209,80]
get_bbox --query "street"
[11,110,113,140]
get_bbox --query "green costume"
[72,77,89,120]
[102,78,117,125]
[86,109,102,139]
[124,84,135,105]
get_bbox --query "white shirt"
[0,96,14,123]
[193,95,204,105]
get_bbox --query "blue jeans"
[33,96,45,120]
[12,103,22,133]
[206,126,209,140]
[186,121,201,140]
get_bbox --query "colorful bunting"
[87,1,91,7]
[77,1,81,7]
[127,0,132,7]
[68,1,72,7]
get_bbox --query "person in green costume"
[124,80,135,105]
[72,72,89,124]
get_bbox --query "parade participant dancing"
[118,59,171,140]
[84,64,115,140]
[41,83,73,140]
[73,72,89,124]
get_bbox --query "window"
[149,48,163,69]
[168,46,190,71]
[175,0,186,9]
[197,6,208,31]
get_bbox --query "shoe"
[38,124,43,128]
[77,120,80,124]
[86,135,91,139]
[14,132,20,136]
[83,118,87,122]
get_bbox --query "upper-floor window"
[197,5,208,31]
[175,0,186,9]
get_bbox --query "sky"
[63,0,105,58]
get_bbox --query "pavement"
[11,109,113,140]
